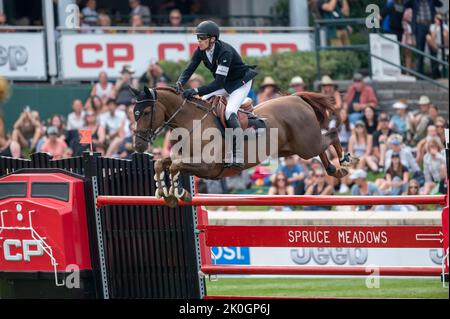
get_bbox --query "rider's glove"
[182,88,198,99]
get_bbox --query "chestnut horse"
[131,86,356,207]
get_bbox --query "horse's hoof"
[326,164,337,175]
[333,168,349,179]
[164,195,178,208]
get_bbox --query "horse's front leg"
[168,160,224,205]
[153,156,172,199]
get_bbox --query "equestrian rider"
[176,20,257,168]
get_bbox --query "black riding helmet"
[195,20,220,39]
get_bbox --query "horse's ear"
[128,85,140,97]
[143,86,151,96]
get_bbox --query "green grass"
[206,278,449,299]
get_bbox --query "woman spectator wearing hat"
[115,64,139,107]
[384,134,421,182]
[348,120,378,172]
[343,73,378,124]
[288,76,306,94]
[390,100,410,138]
[40,126,69,160]
[319,75,342,110]
[257,76,281,104]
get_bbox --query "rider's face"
[197,36,213,51]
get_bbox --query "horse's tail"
[294,92,340,130]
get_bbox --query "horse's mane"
[155,86,213,108]
[294,91,339,129]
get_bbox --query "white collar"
[206,43,215,55]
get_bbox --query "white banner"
[59,33,312,80]
[0,32,47,80]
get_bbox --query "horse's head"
[130,85,164,153]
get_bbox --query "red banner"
[202,225,443,248]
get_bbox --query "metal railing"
[314,17,449,91]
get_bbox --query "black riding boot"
[224,113,244,169]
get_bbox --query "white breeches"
[201,80,253,120]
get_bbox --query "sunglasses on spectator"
[409,186,419,189]
[197,35,210,40]
[436,124,444,128]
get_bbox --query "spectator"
[11,108,42,151]
[390,100,410,138]
[168,9,183,27]
[423,139,446,194]
[98,99,127,148]
[187,73,205,89]
[372,112,394,171]
[288,76,306,94]
[400,179,426,210]
[66,99,86,131]
[380,0,407,41]
[89,71,115,105]
[0,13,7,26]
[0,134,21,158]
[304,168,334,210]
[348,120,378,171]
[376,152,410,195]
[316,0,351,46]
[330,108,353,150]
[97,13,112,33]
[81,0,98,25]
[343,73,378,124]
[257,76,281,104]
[48,114,66,138]
[115,65,139,107]
[408,95,433,144]
[140,62,171,88]
[129,0,151,25]
[428,104,440,123]
[385,134,422,182]
[405,0,443,76]
[434,116,447,146]
[86,95,106,115]
[350,169,381,211]
[275,155,306,195]
[402,8,415,72]
[426,13,449,78]
[362,106,378,135]
[416,124,443,165]
[40,126,69,160]
[319,75,342,110]
[107,104,135,157]
[129,14,147,33]
[268,171,295,211]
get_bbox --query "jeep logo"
[3,239,44,261]
[0,46,28,71]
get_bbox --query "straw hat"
[290,76,304,86]
[260,76,278,89]
[418,95,431,105]
[319,75,337,88]
[120,64,135,74]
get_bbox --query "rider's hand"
[182,88,197,99]
[176,81,184,94]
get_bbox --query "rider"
[176,20,257,169]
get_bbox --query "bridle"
[134,88,217,144]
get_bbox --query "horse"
[131,86,357,207]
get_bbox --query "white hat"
[418,95,431,105]
[392,101,407,109]
[290,76,304,86]
[349,169,367,180]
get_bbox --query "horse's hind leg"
[329,131,359,167]
[319,132,348,178]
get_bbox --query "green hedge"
[159,50,361,91]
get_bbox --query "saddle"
[208,96,260,130]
